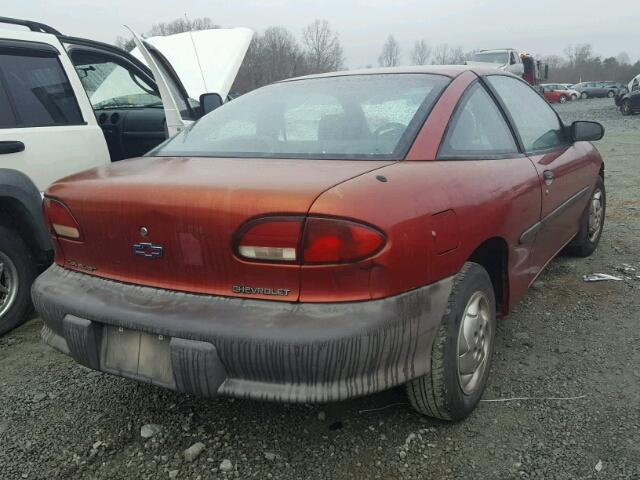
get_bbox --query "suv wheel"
[406,262,496,421]
[0,226,37,336]
[566,177,606,257]
[581,92,588,99]
[621,99,632,116]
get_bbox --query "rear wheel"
[566,176,606,257]
[607,90,615,98]
[406,262,496,421]
[0,226,37,336]
[581,92,588,99]
[621,99,632,116]
[571,94,578,100]
[559,95,568,104]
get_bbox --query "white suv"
[0,17,251,334]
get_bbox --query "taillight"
[235,216,385,264]
[302,217,385,264]
[43,197,82,240]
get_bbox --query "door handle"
[0,141,25,155]
[543,170,554,186]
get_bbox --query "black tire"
[621,99,632,116]
[607,90,615,98]
[406,262,496,421]
[0,225,37,336]
[566,176,606,257]
[559,95,568,104]
[581,92,589,99]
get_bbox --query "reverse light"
[236,216,385,265]
[43,197,82,240]
[237,217,303,262]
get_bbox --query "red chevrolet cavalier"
[33,66,606,421]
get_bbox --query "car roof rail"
[0,16,62,36]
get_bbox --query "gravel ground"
[1,98,639,480]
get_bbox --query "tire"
[566,176,606,257]
[406,262,496,421]
[621,99,632,116]
[0,225,37,336]
[581,92,588,99]
[607,90,615,98]
[559,95,567,104]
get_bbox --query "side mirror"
[199,93,223,116]
[571,121,604,142]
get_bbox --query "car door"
[64,42,171,161]
[0,33,109,191]
[485,75,594,276]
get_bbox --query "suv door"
[65,43,169,161]
[0,36,109,190]
[486,75,597,277]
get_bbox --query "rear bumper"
[32,265,453,403]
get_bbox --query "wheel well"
[0,197,52,268]
[468,237,509,316]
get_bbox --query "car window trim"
[436,78,523,161]
[482,73,572,155]
[0,38,60,57]
[0,48,86,128]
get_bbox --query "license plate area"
[101,326,174,388]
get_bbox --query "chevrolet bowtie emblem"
[133,242,164,259]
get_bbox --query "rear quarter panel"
[305,158,541,309]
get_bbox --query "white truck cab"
[0,16,252,334]
[466,48,525,77]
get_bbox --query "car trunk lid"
[47,156,392,301]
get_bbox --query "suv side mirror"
[199,93,223,116]
[571,121,604,142]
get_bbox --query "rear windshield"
[153,73,450,160]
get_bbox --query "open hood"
[130,27,253,136]
[133,28,253,100]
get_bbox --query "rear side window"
[439,82,518,158]
[0,53,83,127]
[0,77,17,128]
[486,75,566,152]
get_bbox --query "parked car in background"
[556,83,581,100]
[573,81,619,99]
[540,84,575,102]
[0,16,251,335]
[615,74,640,115]
[33,67,606,422]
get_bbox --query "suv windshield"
[470,51,509,64]
[154,73,449,160]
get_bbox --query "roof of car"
[280,65,512,83]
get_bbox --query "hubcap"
[588,189,604,243]
[457,291,492,395]
[0,251,19,318]
[622,101,630,114]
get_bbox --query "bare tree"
[302,19,344,73]
[616,51,631,65]
[431,43,450,64]
[115,36,135,52]
[410,39,431,65]
[114,17,219,52]
[378,35,400,67]
[449,46,466,65]
[147,17,219,36]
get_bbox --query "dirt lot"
[1,98,639,480]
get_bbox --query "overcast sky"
[4,0,640,67]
